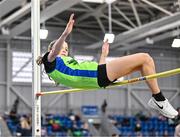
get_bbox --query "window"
[12,51,52,83]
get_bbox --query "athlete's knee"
[140,53,154,64]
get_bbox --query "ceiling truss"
[0,0,179,51]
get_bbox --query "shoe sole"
[148,99,176,119]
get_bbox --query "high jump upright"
[31,0,41,136]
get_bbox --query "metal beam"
[95,17,106,33]
[0,3,31,28]
[52,17,66,23]
[129,0,142,26]
[76,28,100,41]
[102,14,132,30]
[6,40,11,111]
[10,18,30,38]
[45,94,66,112]
[0,47,7,51]
[9,0,81,38]
[140,0,173,16]
[0,0,24,18]
[135,0,155,17]
[114,19,180,49]
[0,81,6,85]
[10,87,32,109]
[131,91,148,110]
[0,35,10,40]
[169,90,180,102]
[86,12,180,49]
[154,1,176,6]
[80,2,94,11]
[117,29,180,51]
[126,75,132,115]
[85,41,102,49]
[113,15,180,49]
[76,4,107,24]
[113,5,136,28]
[40,0,81,23]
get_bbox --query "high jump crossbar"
[37,68,180,96]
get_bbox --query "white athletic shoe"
[148,97,178,118]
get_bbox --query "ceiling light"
[103,33,115,43]
[1,27,10,35]
[146,37,154,44]
[105,0,117,4]
[82,0,104,3]
[40,29,48,39]
[171,39,180,48]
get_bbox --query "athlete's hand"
[63,13,75,36]
[101,39,109,57]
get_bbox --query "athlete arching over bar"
[36,14,178,118]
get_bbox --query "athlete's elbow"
[48,52,57,62]
[51,50,59,57]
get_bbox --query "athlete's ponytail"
[36,56,43,65]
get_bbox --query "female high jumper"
[36,14,178,119]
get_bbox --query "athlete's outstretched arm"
[99,40,109,64]
[48,13,75,62]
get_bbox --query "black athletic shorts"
[97,64,115,88]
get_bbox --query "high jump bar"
[37,68,180,96]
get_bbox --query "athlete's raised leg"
[106,53,159,94]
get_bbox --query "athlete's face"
[59,42,69,56]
